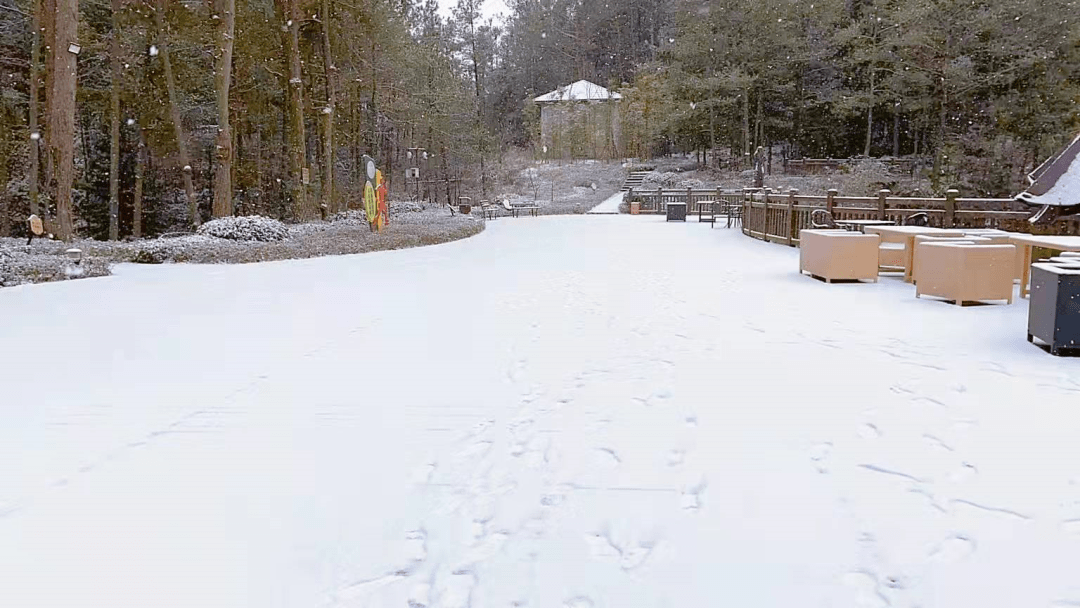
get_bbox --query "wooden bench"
[501,200,540,218]
[478,200,499,220]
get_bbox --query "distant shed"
[534,80,623,160]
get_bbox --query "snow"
[2,216,1080,608]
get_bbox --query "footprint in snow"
[809,442,833,474]
[593,447,621,468]
[407,583,431,608]
[1062,519,1080,537]
[564,596,594,608]
[404,529,428,563]
[680,475,707,512]
[685,414,698,427]
[436,570,476,608]
[666,449,686,467]
[948,462,978,484]
[923,434,955,452]
[927,535,975,563]
[841,571,890,608]
[858,423,882,439]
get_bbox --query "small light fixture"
[68,43,81,55]
[65,248,83,264]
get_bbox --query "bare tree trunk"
[42,0,55,191]
[154,0,199,228]
[108,0,121,240]
[864,68,875,157]
[50,0,78,240]
[892,111,900,157]
[29,0,42,217]
[754,93,763,158]
[277,0,309,220]
[212,0,235,217]
[319,0,336,213]
[742,88,750,169]
[133,128,145,238]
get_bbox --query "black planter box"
[666,202,687,222]
[1028,262,1080,355]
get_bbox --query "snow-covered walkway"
[586,191,624,214]
[2,216,1079,608]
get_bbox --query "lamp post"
[64,248,84,278]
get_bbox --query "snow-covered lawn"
[1,216,1078,608]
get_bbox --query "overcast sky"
[437,0,509,25]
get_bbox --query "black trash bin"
[666,202,687,222]
[1028,262,1080,355]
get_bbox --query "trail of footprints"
[817,379,1080,607]
[328,342,705,607]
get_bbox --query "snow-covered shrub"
[331,209,368,224]
[0,243,110,286]
[196,215,289,242]
[389,201,423,216]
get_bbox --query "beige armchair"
[915,242,1017,305]
[911,235,990,284]
[800,229,881,283]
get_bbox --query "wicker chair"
[904,212,930,227]
[811,208,839,229]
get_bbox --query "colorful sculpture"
[362,155,380,232]
[376,169,389,230]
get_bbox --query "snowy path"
[585,191,623,214]
[2,216,1080,608]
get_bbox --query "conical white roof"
[534,80,622,103]
[1017,132,1080,207]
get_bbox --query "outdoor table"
[863,226,965,282]
[666,202,687,222]
[834,219,896,232]
[1007,234,1080,298]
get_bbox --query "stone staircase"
[621,171,650,192]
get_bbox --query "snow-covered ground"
[2,216,1079,608]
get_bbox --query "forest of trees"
[1,0,1078,240]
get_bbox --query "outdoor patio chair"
[911,235,990,284]
[904,212,930,226]
[915,242,1016,305]
[810,208,839,229]
[698,201,717,227]
[799,229,881,283]
[726,202,743,228]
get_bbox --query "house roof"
[534,80,622,103]
[1017,132,1080,207]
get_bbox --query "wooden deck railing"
[625,186,1080,243]
[739,188,1079,245]
[626,187,744,214]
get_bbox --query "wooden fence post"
[787,188,799,247]
[878,189,890,220]
[827,188,837,215]
[687,186,693,213]
[945,189,958,228]
[657,187,662,213]
[762,188,770,238]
